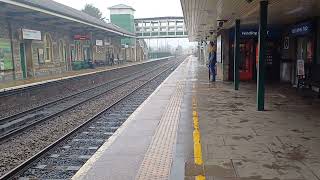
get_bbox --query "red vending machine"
[239,40,255,81]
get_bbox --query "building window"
[58,40,66,62]
[44,33,53,62]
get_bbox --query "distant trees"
[82,4,104,20]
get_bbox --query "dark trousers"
[209,64,216,81]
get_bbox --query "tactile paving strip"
[135,82,185,180]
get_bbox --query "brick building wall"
[0,17,73,83]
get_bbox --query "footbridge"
[134,17,188,39]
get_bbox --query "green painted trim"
[257,0,268,111]
[110,14,134,32]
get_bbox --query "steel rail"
[0,60,171,142]
[0,60,169,123]
[0,58,181,180]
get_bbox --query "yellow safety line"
[195,175,206,180]
[192,95,205,180]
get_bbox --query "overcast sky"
[53,0,195,49]
[53,0,183,19]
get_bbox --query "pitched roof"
[6,0,135,37]
[108,4,135,11]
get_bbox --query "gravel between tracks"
[0,58,182,177]
[0,60,168,119]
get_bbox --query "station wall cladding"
[0,20,126,83]
[0,16,72,82]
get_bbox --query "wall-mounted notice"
[22,29,41,40]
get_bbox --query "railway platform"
[73,56,320,180]
[0,58,166,93]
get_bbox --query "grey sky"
[53,0,195,49]
[53,0,183,19]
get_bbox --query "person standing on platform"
[208,41,217,82]
[111,53,114,66]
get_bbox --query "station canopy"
[0,0,136,37]
[180,0,320,41]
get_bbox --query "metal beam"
[234,19,240,90]
[257,0,268,111]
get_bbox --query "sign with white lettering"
[22,29,41,40]
[290,21,313,36]
[74,34,90,40]
[229,27,280,40]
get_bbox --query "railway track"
[0,57,184,179]
[0,58,170,119]
[0,59,171,142]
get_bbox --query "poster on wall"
[297,59,305,76]
[307,40,313,63]
[216,35,222,63]
[0,39,13,71]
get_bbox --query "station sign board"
[290,21,313,36]
[22,29,41,40]
[74,34,90,40]
[229,27,280,40]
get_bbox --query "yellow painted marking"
[192,111,198,117]
[191,91,205,179]
[196,175,206,180]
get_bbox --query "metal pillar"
[234,19,240,90]
[257,0,268,111]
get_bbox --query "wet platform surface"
[73,56,320,180]
[193,59,320,179]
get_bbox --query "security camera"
[218,21,224,28]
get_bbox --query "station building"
[188,1,320,91]
[0,0,147,83]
